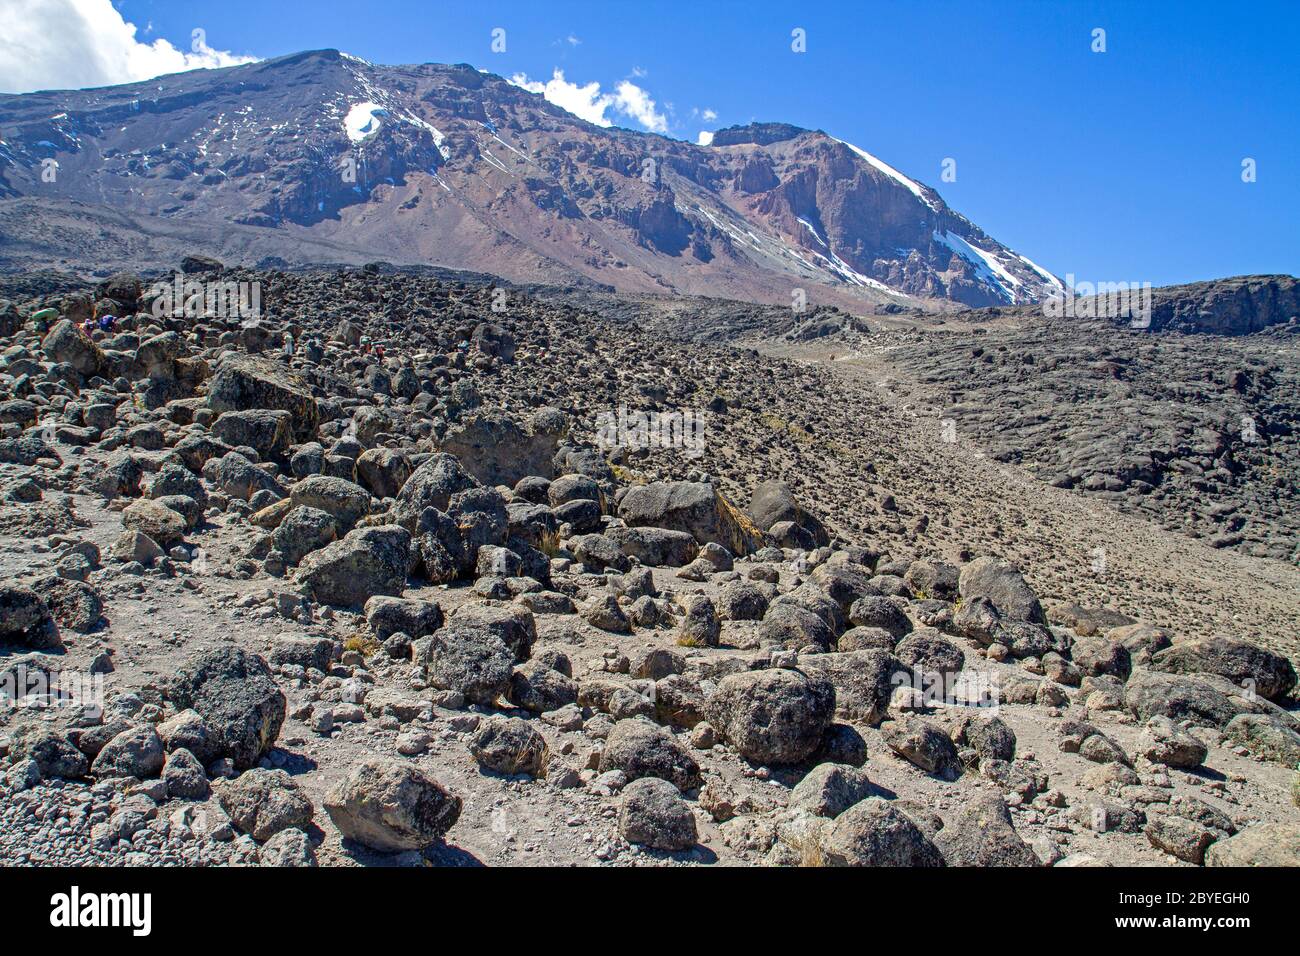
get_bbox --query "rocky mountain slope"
[0,261,1296,869]
[0,50,1059,309]
[873,318,1300,563]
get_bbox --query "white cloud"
[509,69,669,134]
[697,131,714,146]
[0,0,258,94]
[702,108,717,122]
[566,35,581,46]
[610,80,668,134]
[509,69,614,128]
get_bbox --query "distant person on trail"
[284,332,295,357]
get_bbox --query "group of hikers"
[81,314,117,335]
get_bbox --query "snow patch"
[835,137,939,212]
[344,102,386,143]
[797,217,827,248]
[813,250,895,293]
[404,112,451,159]
[1011,252,1064,294]
[934,230,1024,303]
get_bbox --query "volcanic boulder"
[958,557,1047,624]
[324,759,462,852]
[1150,636,1296,702]
[748,479,830,545]
[294,525,411,606]
[706,668,835,765]
[207,353,319,441]
[168,646,285,770]
[618,481,762,556]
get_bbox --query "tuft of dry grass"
[343,632,381,656]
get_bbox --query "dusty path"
[750,339,1300,664]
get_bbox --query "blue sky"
[58,2,1300,284]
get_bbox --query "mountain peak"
[0,51,1057,307]
[709,123,810,147]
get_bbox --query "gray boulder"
[798,650,907,726]
[90,725,164,779]
[748,479,829,545]
[619,777,697,851]
[717,580,769,621]
[162,748,210,799]
[268,636,334,674]
[935,795,1039,866]
[259,827,318,867]
[961,715,1017,763]
[168,646,285,770]
[811,564,880,616]
[1137,716,1208,768]
[0,586,59,649]
[392,453,479,530]
[1071,633,1132,680]
[421,625,514,705]
[156,709,221,765]
[507,662,579,714]
[447,603,535,661]
[882,714,962,779]
[203,451,284,501]
[439,411,560,487]
[757,602,835,650]
[790,763,876,818]
[618,481,761,555]
[958,557,1046,624]
[42,319,105,376]
[599,719,701,790]
[356,447,413,499]
[1125,669,1241,729]
[847,595,912,638]
[218,768,314,840]
[207,353,318,441]
[604,526,699,567]
[1223,713,1300,766]
[121,499,187,548]
[819,798,945,867]
[272,506,338,565]
[289,475,372,529]
[211,409,294,460]
[1205,823,1300,867]
[1151,636,1296,702]
[295,525,410,606]
[468,717,549,776]
[324,759,462,852]
[10,726,87,779]
[364,595,443,640]
[1146,816,1215,864]
[678,594,720,647]
[894,629,965,680]
[706,668,835,765]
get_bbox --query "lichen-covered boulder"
[706,668,835,765]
